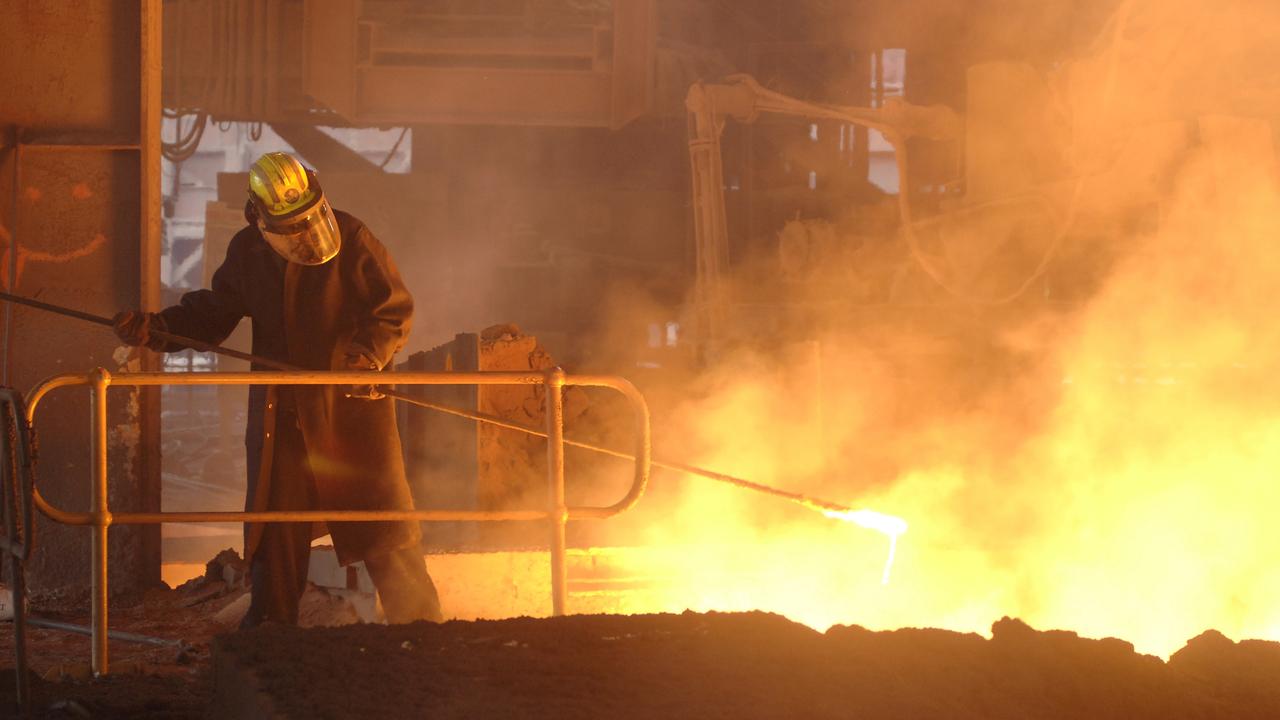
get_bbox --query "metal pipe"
[26,616,184,648]
[22,371,654,526]
[33,370,548,387]
[13,144,142,152]
[88,368,111,676]
[545,368,568,616]
[395,375,840,516]
[11,509,550,527]
[0,289,305,371]
[562,375,652,519]
[0,293,809,518]
[113,509,549,524]
[23,375,97,526]
[0,289,121,335]
[0,294,818,519]
[27,369,841,521]
[392,381,836,515]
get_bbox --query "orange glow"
[579,0,1280,658]
[821,508,906,584]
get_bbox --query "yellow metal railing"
[25,367,652,676]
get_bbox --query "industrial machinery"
[678,0,1280,357]
[685,73,961,343]
[164,0,659,130]
[679,56,1253,351]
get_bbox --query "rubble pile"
[211,612,1280,720]
[4,605,1280,718]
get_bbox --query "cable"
[162,112,208,163]
[719,7,1137,308]
[891,133,1084,306]
[171,113,203,148]
[888,0,1138,306]
[378,127,410,170]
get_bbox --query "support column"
[0,1,164,595]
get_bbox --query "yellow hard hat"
[246,151,340,265]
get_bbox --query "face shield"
[248,166,341,265]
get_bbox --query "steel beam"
[0,0,164,594]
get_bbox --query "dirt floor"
[0,549,341,719]
[3,594,1280,718]
[214,612,1279,720]
[0,585,222,719]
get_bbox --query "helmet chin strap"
[243,198,260,225]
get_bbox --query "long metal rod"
[392,391,850,515]
[26,616,185,648]
[139,0,166,595]
[546,368,568,616]
[116,509,549,525]
[2,290,850,517]
[13,144,142,152]
[89,368,111,676]
[0,289,284,370]
[0,289,117,333]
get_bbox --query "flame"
[822,508,908,538]
[593,122,1280,655]
[564,0,1280,658]
[822,508,907,585]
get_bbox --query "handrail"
[24,370,651,524]
[24,367,652,676]
[560,373,651,519]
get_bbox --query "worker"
[114,151,442,627]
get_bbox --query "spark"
[823,508,908,585]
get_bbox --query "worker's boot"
[239,514,312,629]
[364,545,444,623]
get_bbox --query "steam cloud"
[571,0,1280,657]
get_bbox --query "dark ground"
[3,603,1280,719]
[0,584,229,719]
[213,612,1280,720]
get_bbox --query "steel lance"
[0,289,888,524]
[0,289,276,370]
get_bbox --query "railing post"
[545,367,567,616]
[88,368,112,676]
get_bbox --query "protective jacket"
[158,210,419,565]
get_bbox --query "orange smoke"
[576,0,1280,658]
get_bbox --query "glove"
[343,352,384,400]
[112,311,168,351]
